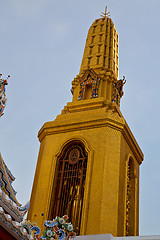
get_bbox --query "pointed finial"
[100,6,110,18]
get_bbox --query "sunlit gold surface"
[28,10,143,237]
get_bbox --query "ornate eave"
[0,153,19,204]
[0,187,30,240]
[0,188,29,221]
[0,189,30,239]
[0,209,31,240]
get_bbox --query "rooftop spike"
[100,6,111,18]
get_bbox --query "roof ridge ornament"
[0,74,10,117]
[100,6,110,18]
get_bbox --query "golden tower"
[28,8,143,237]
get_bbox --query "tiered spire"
[69,7,126,108]
[79,7,119,77]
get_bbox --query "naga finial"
[0,74,10,117]
[100,6,110,18]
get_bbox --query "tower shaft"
[28,14,143,237]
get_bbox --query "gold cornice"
[38,111,124,143]
[38,108,143,165]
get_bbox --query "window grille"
[51,142,88,235]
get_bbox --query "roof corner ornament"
[100,6,110,18]
[116,76,126,98]
[0,74,10,117]
[112,76,126,106]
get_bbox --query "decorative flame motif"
[21,215,76,240]
[0,74,10,117]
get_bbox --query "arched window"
[50,141,88,235]
[78,69,100,100]
[126,157,136,236]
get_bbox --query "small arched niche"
[78,69,100,100]
[126,156,137,236]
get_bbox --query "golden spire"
[79,5,118,78]
[100,6,110,18]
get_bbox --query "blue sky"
[1,0,160,236]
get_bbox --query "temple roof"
[0,168,30,239]
[0,194,31,240]
[0,153,19,205]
